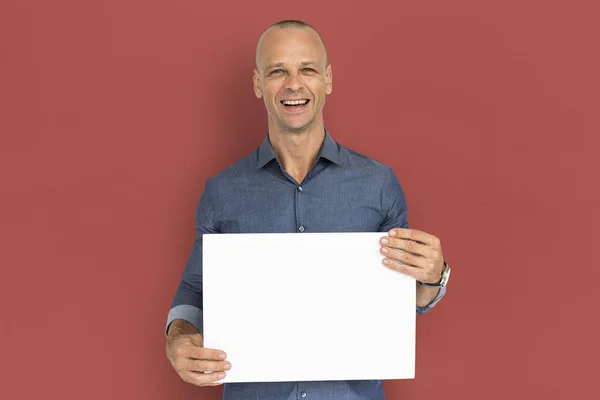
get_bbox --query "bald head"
[255,20,328,72]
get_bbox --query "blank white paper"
[202,232,416,383]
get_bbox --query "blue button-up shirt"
[167,130,445,400]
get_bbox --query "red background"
[1,1,599,399]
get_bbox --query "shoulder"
[337,142,398,181]
[203,149,259,193]
[342,146,389,168]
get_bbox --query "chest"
[218,178,384,234]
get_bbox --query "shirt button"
[301,392,307,398]
[298,226,305,232]
[298,186,303,192]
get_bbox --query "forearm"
[166,245,205,335]
[416,282,440,308]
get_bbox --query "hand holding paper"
[166,320,230,386]
[380,228,445,284]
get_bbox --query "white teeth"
[282,99,308,105]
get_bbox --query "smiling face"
[253,26,332,134]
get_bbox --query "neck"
[268,120,325,184]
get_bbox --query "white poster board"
[203,232,416,383]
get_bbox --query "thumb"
[188,333,204,347]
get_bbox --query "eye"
[269,69,284,75]
[302,68,315,73]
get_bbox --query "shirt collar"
[256,129,341,169]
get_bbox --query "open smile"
[280,99,310,112]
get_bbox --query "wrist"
[167,319,199,338]
[420,261,451,287]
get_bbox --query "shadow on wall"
[210,60,268,167]
[167,55,267,263]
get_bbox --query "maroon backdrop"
[1,1,598,399]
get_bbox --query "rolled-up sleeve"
[165,179,219,336]
[379,167,446,314]
[416,285,446,314]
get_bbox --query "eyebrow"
[264,61,319,71]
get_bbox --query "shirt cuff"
[416,285,446,314]
[165,304,204,336]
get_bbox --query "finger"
[380,237,429,257]
[380,246,427,268]
[382,258,427,281]
[181,370,226,386]
[187,359,231,373]
[184,346,227,361]
[389,228,440,246]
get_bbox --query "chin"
[283,123,311,134]
[283,118,315,132]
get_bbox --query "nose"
[285,71,304,92]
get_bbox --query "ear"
[253,69,263,98]
[325,64,333,95]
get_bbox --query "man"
[166,20,449,399]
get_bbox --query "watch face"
[441,266,450,286]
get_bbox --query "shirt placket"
[295,184,305,233]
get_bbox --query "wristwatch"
[420,261,451,288]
